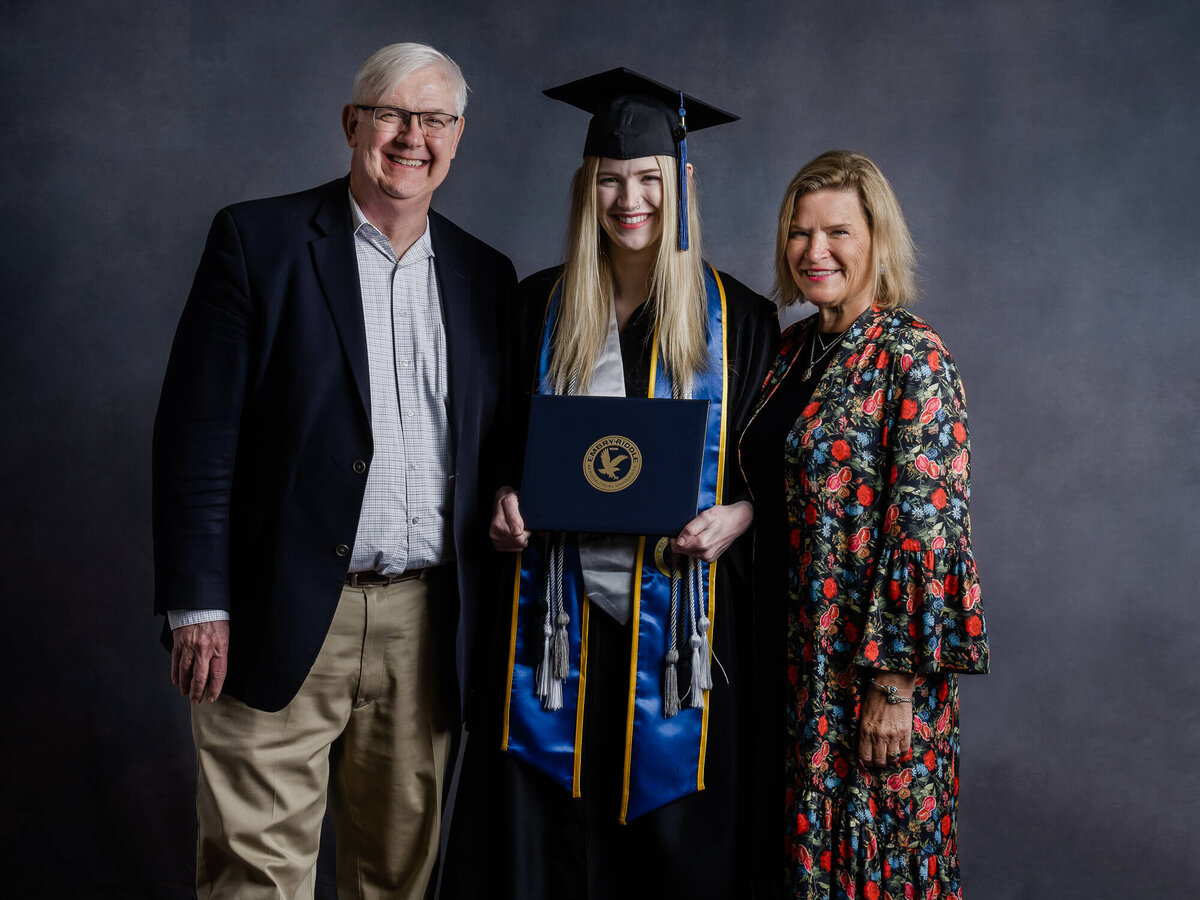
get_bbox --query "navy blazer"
[153,177,516,714]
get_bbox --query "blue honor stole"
[501,265,730,822]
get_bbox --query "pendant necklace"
[803,326,844,380]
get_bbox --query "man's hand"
[490,486,531,552]
[670,500,754,563]
[171,620,230,704]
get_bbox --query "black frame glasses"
[355,105,460,136]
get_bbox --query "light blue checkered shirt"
[168,192,453,629]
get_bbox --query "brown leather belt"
[345,568,425,587]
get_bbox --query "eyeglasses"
[355,105,460,136]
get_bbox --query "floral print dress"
[742,307,989,900]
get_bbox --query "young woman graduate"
[440,69,779,899]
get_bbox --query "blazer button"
[352,460,367,474]
[335,544,350,557]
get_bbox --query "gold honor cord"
[501,552,523,750]
[619,536,649,824]
[501,280,564,752]
[571,598,591,797]
[618,314,662,824]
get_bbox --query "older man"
[153,42,514,898]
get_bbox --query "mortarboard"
[543,68,738,250]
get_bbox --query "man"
[153,42,514,899]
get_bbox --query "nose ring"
[633,201,642,210]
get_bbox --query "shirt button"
[411,517,419,525]
[335,544,350,557]
[407,410,416,418]
[352,460,367,474]
[410,463,419,470]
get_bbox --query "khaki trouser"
[191,576,453,899]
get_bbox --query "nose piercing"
[633,201,642,210]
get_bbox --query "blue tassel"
[677,91,689,251]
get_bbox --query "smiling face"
[343,65,464,216]
[595,156,664,256]
[785,188,875,326]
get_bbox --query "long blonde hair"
[548,155,709,394]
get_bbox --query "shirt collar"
[347,188,435,265]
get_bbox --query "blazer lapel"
[310,179,370,417]
[429,211,474,440]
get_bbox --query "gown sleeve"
[853,328,989,675]
[718,273,780,507]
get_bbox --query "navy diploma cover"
[519,394,709,536]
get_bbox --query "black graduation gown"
[441,266,778,900]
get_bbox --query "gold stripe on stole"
[697,267,730,790]
[618,315,662,824]
[572,597,591,796]
[501,552,523,750]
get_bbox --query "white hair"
[351,42,468,115]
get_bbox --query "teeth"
[391,157,426,168]
[617,214,649,224]
[807,269,838,276]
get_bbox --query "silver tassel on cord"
[536,532,569,711]
[663,564,682,717]
[685,556,705,709]
[693,559,713,691]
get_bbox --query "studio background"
[2,0,1195,896]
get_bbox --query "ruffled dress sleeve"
[853,329,989,675]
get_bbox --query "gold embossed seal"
[583,435,643,492]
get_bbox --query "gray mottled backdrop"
[2,0,1196,896]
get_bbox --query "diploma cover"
[519,395,709,536]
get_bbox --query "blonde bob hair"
[773,150,918,310]
[548,155,709,394]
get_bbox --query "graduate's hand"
[670,500,753,563]
[171,620,229,704]
[490,486,531,551]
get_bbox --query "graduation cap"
[543,68,738,250]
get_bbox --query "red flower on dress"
[901,538,921,552]
[931,488,947,509]
[900,353,914,372]
[931,535,946,550]
[832,439,851,460]
[952,422,966,442]
[796,813,810,834]
[857,484,874,505]
[919,397,942,424]
[865,884,881,900]
[875,349,889,369]
[823,578,837,598]
[927,351,940,371]
[803,401,820,418]
[888,581,901,601]
[901,398,918,420]
[965,615,982,636]
[805,504,817,524]
[788,665,799,685]
[819,850,832,872]
[943,574,959,596]
[833,755,849,778]
[864,640,879,662]
[818,714,828,735]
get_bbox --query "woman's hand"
[670,500,753,563]
[490,486,531,551]
[858,670,916,766]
